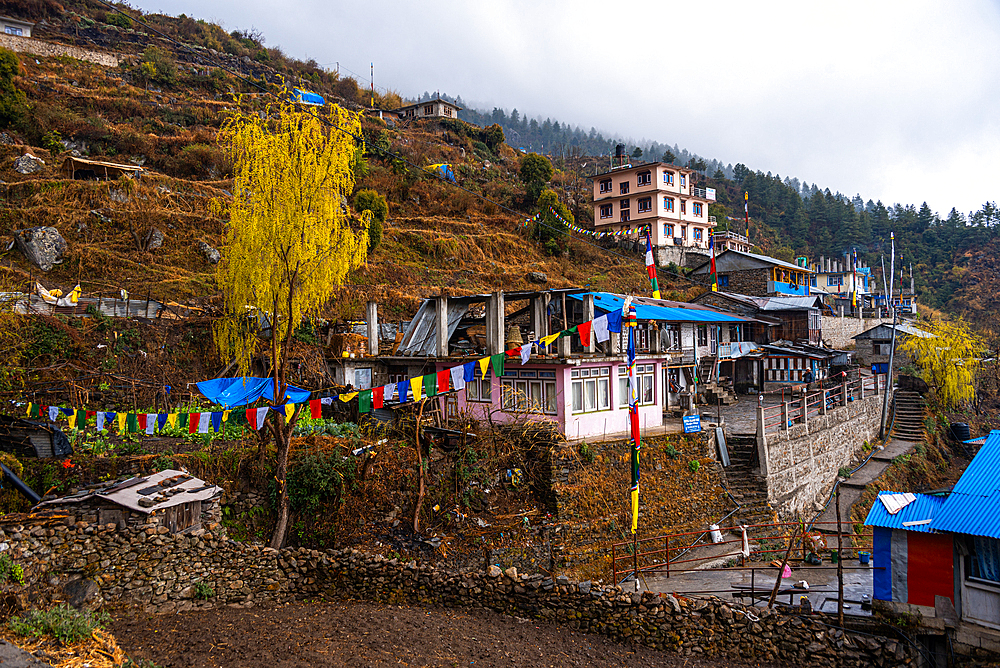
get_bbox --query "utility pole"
[836,486,845,626]
[878,305,898,440]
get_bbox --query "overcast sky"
[135,0,1000,217]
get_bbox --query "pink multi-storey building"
[591,162,716,266]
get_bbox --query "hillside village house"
[865,430,1000,653]
[394,97,462,120]
[349,289,760,441]
[808,255,871,299]
[1,16,33,37]
[690,249,813,297]
[712,229,753,254]
[589,162,717,267]
[852,322,931,373]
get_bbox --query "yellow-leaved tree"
[900,318,985,410]
[214,99,370,548]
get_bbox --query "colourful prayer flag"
[490,353,505,378]
[578,320,593,348]
[709,233,718,292]
[283,404,295,420]
[359,389,372,413]
[373,385,385,409]
[437,369,450,394]
[310,399,321,419]
[645,227,660,299]
[625,297,641,535]
[477,357,490,377]
[423,373,437,398]
[188,413,199,434]
[397,380,409,403]
[410,376,423,403]
[126,413,138,434]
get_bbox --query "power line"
[95,1,711,289]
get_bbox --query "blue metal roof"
[569,292,747,324]
[864,492,946,533]
[292,88,325,106]
[932,430,1000,538]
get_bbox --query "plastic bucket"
[830,551,839,564]
[859,551,871,565]
[709,524,723,544]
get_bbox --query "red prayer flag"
[578,320,592,347]
[310,399,321,419]
[245,408,256,427]
[86,410,95,420]
[437,369,450,393]
[373,386,384,409]
[189,413,200,434]
[137,414,147,430]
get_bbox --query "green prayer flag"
[126,413,138,433]
[423,373,437,398]
[28,403,40,418]
[490,353,505,378]
[359,389,373,413]
[179,413,189,430]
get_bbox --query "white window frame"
[637,197,652,213]
[663,171,674,185]
[599,178,612,193]
[637,171,651,186]
[571,367,610,414]
[600,204,613,219]
[618,364,656,407]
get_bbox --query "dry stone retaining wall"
[0,516,917,666]
[761,393,884,516]
[0,34,120,67]
[820,315,893,349]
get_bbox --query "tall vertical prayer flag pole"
[645,227,660,299]
[625,297,641,537]
[744,191,750,239]
[709,232,718,292]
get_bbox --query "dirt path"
[111,600,782,668]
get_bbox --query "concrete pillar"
[819,255,825,274]
[366,301,379,357]
[756,399,769,477]
[821,388,828,415]
[487,291,505,355]
[582,293,595,353]
[841,379,849,407]
[781,401,789,431]
[801,395,808,427]
[435,295,449,358]
[530,294,550,343]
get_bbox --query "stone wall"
[0,516,917,666]
[820,316,893,349]
[719,268,769,296]
[760,392,885,516]
[0,34,121,67]
[654,245,710,269]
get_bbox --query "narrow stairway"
[721,434,775,527]
[891,390,926,442]
[699,357,739,405]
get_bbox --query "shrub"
[0,48,27,130]
[688,460,700,473]
[136,47,177,87]
[40,129,63,153]
[194,582,215,599]
[482,123,505,153]
[578,441,595,464]
[665,444,678,459]
[104,12,132,29]
[9,605,110,645]
[518,153,553,204]
[286,451,357,512]
[0,553,24,584]
[838,466,852,478]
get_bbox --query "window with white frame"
[620,181,630,195]
[600,204,613,219]
[663,171,674,185]
[663,197,675,212]
[5,26,22,36]
[680,174,687,187]
[618,364,655,406]
[697,325,708,347]
[693,228,703,241]
[828,274,843,287]
[637,197,652,213]
[680,200,687,215]
[501,370,557,414]
[466,369,493,403]
[620,210,630,223]
[571,367,610,414]
[599,178,612,193]
[693,203,703,216]
[637,171,651,186]
[664,223,674,238]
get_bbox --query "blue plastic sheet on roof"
[292,88,325,106]
[864,492,945,533]
[195,377,311,408]
[425,163,455,183]
[932,430,1000,539]
[568,292,746,323]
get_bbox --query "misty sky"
[134,0,1000,217]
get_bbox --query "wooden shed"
[62,156,143,181]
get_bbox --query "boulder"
[13,153,44,175]
[144,227,165,251]
[197,240,220,265]
[62,577,103,610]
[527,271,548,284]
[13,226,66,271]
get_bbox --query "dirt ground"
[111,600,784,668]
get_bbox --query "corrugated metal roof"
[748,296,825,311]
[864,492,946,533]
[570,292,748,324]
[852,323,934,340]
[38,469,221,514]
[932,430,1000,538]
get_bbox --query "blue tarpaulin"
[425,163,455,183]
[195,377,311,408]
[292,88,325,106]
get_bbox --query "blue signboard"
[683,414,702,434]
[872,363,889,375]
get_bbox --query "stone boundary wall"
[0,517,916,666]
[821,316,892,349]
[761,393,884,516]
[0,34,120,67]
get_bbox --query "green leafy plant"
[578,441,595,464]
[104,12,132,29]
[40,130,64,153]
[193,582,215,600]
[9,605,110,645]
[688,460,700,473]
[838,466,852,478]
[665,445,679,459]
[0,554,24,584]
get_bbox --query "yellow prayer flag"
[338,392,358,402]
[223,410,231,423]
[283,404,295,420]
[26,403,32,417]
[478,357,490,376]
[410,376,423,402]
[117,413,126,433]
[167,413,178,429]
[540,333,559,348]
[67,410,77,430]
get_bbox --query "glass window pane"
[544,382,557,414]
[530,382,542,411]
[572,381,583,413]
[643,375,654,404]
[502,381,514,409]
[598,378,610,410]
[619,377,629,406]
[516,381,527,410]
[481,379,492,402]
[585,379,597,411]
[468,378,479,401]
